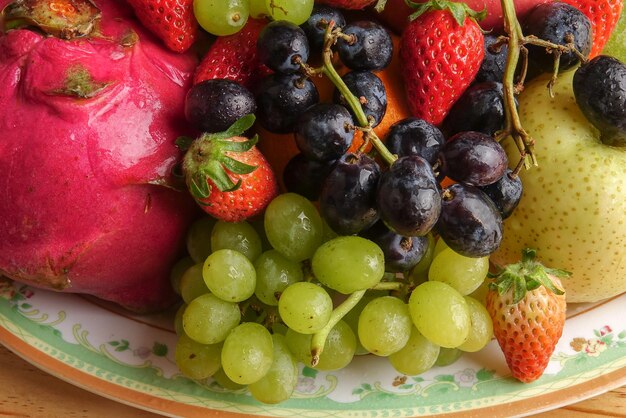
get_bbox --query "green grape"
[407,233,435,285]
[469,279,489,306]
[265,0,313,25]
[249,334,298,404]
[433,237,449,258]
[264,193,323,262]
[458,296,493,353]
[342,292,385,355]
[221,322,274,385]
[408,281,470,348]
[179,263,210,304]
[309,320,356,370]
[312,236,385,294]
[175,333,222,380]
[285,320,356,371]
[211,221,262,262]
[203,249,256,302]
[186,216,216,263]
[358,296,412,356]
[278,282,332,334]
[428,248,489,295]
[170,256,195,295]
[603,9,626,61]
[211,367,245,390]
[388,327,440,376]
[254,250,303,306]
[249,0,270,18]
[174,303,187,336]
[182,293,241,344]
[435,347,463,367]
[194,0,250,36]
[284,328,312,364]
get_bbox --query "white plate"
[0,276,625,417]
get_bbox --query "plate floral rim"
[0,280,625,418]
[2,327,625,418]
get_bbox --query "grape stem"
[310,289,366,366]
[318,21,397,166]
[498,0,588,172]
[268,0,287,16]
[498,0,535,170]
[263,308,280,330]
[371,281,403,291]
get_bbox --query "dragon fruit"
[0,0,199,312]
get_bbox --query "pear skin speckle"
[491,71,626,303]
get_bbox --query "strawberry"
[314,0,378,9]
[194,18,272,89]
[377,0,552,34]
[486,249,570,383]
[126,0,197,53]
[180,115,279,222]
[400,0,485,125]
[561,0,624,58]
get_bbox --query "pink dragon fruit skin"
[0,0,200,312]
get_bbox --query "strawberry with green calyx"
[399,0,486,126]
[404,0,487,23]
[179,114,278,222]
[486,249,570,383]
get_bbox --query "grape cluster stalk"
[497,0,589,172]
[300,20,398,166]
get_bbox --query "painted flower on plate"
[454,369,478,387]
[571,337,608,357]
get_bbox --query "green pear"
[491,71,626,303]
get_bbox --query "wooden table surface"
[0,344,624,418]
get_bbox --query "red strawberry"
[376,0,552,33]
[561,0,623,58]
[194,18,272,89]
[400,1,485,125]
[181,115,278,222]
[314,0,378,9]
[486,249,570,383]
[126,0,197,53]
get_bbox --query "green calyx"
[489,248,570,304]
[1,0,101,39]
[404,0,486,26]
[374,0,388,13]
[179,114,258,202]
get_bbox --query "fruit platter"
[1,0,625,416]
